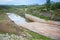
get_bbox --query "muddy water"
[6,13,27,25]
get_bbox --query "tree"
[55,2,60,9]
[46,0,51,11]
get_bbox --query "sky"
[0,0,60,5]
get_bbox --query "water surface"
[7,13,27,25]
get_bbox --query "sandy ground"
[18,14,60,40]
[25,14,60,26]
[20,22,60,40]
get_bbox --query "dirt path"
[25,14,60,27]
[19,14,60,40]
[20,22,60,40]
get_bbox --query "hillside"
[0,10,53,40]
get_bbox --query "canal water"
[6,13,27,25]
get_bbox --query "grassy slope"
[0,13,18,34]
[26,30,53,40]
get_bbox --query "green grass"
[25,29,53,40]
[28,13,50,20]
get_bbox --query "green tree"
[46,0,51,11]
[55,2,60,9]
[50,2,60,20]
